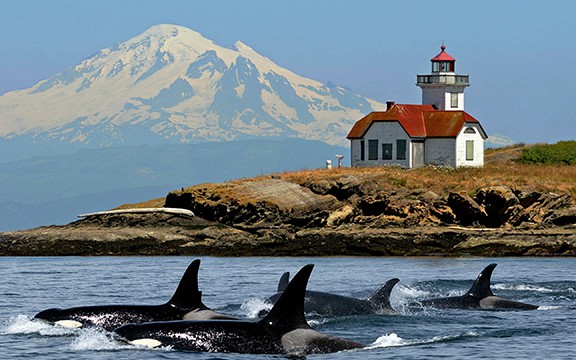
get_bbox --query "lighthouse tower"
[416,44,469,111]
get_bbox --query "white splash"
[240,297,272,318]
[366,333,406,348]
[396,284,432,299]
[2,314,76,336]
[306,317,329,327]
[68,328,137,351]
[366,331,482,350]
[492,283,554,293]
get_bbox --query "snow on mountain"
[486,133,517,148]
[0,24,385,147]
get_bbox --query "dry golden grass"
[276,161,576,199]
[121,145,576,210]
[114,197,166,210]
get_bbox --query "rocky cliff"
[2,166,575,256]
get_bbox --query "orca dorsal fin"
[466,263,497,299]
[261,264,313,331]
[167,259,208,310]
[369,278,400,309]
[277,272,290,292]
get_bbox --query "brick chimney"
[386,101,395,110]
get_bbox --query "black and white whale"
[263,272,399,316]
[34,259,235,330]
[114,264,366,355]
[415,263,539,310]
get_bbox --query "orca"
[263,272,399,316]
[416,263,539,310]
[114,264,366,355]
[34,259,236,331]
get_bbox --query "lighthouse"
[416,44,469,111]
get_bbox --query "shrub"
[517,141,576,165]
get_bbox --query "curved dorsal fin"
[277,272,290,292]
[261,264,313,331]
[167,259,208,310]
[466,263,497,299]
[369,278,400,309]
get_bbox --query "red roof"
[431,44,455,62]
[346,103,486,139]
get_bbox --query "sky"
[1,0,575,144]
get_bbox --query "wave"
[68,328,135,351]
[240,297,272,318]
[2,314,159,352]
[537,305,562,311]
[365,331,482,350]
[395,284,432,299]
[1,314,76,336]
[492,283,554,293]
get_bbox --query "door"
[412,141,425,168]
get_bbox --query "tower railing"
[416,74,469,85]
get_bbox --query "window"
[368,140,378,160]
[464,127,476,134]
[466,140,474,161]
[396,139,407,160]
[360,140,365,161]
[433,61,454,73]
[450,92,458,108]
[382,143,393,160]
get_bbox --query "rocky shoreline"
[1,212,575,256]
[2,171,576,256]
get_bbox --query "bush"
[517,141,576,165]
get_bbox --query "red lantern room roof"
[431,44,456,62]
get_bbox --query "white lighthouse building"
[347,44,487,168]
[416,44,470,111]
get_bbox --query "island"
[1,145,575,256]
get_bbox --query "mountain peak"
[123,24,221,61]
[141,24,208,43]
[0,24,385,147]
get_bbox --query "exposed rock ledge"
[1,172,575,256]
[0,213,574,256]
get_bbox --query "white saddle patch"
[130,338,163,348]
[183,309,236,320]
[55,320,83,328]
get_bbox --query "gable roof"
[346,104,487,139]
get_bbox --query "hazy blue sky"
[1,0,575,144]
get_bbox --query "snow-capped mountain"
[0,24,384,147]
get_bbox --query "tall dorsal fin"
[261,264,313,332]
[167,259,208,310]
[466,263,497,299]
[277,272,290,292]
[369,278,400,309]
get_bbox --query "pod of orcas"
[34,260,540,355]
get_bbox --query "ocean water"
[1,256,574,359]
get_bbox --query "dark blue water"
[1,257,574,359]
